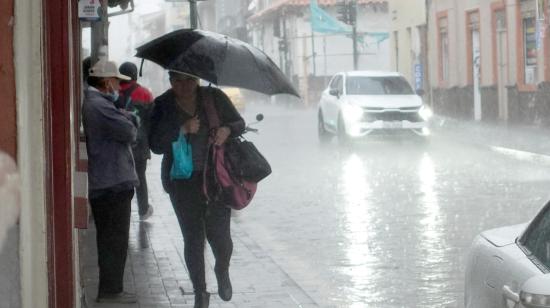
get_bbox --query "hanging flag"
[310,0,351,34]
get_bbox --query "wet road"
[233,104,550,307]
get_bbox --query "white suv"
[317,71,432,143]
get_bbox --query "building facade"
[429,0,550,124]
[388,0,429,95]
[0,1,151,307]
[199,0,251,41]
[248,0,391,104]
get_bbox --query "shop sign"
[78,0,101,21]
[414,64,423,90]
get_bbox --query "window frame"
[516,0,538,91]
[436,11,449,87]
[329,75,342,90]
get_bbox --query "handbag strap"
[202,88,220,132]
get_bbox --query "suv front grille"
[363,111,423,122]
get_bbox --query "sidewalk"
[80,156,318,308]
[431,115,550,160]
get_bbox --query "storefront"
[1,0,119,307]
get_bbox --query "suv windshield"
[346,76,415,95]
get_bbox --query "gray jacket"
[82,88,139,193]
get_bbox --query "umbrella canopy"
[135,29,300,98]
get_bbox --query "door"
[496,10,509,121]
[472,30,482,121]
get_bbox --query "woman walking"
[149,71,244,308]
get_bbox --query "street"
[83,103,550,308]
[229,103,550,307]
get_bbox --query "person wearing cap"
[149,71,245,308]
[117,61,155,221]
[82,60,139,304]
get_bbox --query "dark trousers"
[171,173,233,293]
[134,158,150,215]
[90,189,133,295]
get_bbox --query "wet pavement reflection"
[235,104,550,307]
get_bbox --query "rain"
[72,0,550,307]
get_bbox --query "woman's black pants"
[134,157,150,215]
[90,189,133,295]
[171,174,233,293]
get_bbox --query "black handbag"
[225,137,272,183]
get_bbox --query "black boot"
[194,291,210,308]
[215,269,232,301]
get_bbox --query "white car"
[465,201,550,308]
[317,71,432,143]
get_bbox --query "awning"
[248,0,385,22]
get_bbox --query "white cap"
[89,60,131,80]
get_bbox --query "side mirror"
[256,114,264,122]
[329,88,340,98]
[520,274,550,308]
[416,89,426,96]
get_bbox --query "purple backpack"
[202,92,256,210]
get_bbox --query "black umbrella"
[135,29,300,98]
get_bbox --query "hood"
[480,223,527,247]
[345,95,423,109]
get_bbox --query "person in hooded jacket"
[118,61,155,220]
[149,71,244,308]
[82,60,139,304]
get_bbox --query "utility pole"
[337,0,358,70]
[189,0,198,29]
[91,0,109,63]
[350,1,358,70]
[311,31,316,75]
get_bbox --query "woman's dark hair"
[169,71,198,82]
[87,76,107,89]
[82,57,92,82]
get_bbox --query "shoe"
[215,269,232,301]
[194,291,210,308]
[139,204,154,221]
[96,291,137,304]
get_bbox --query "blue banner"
[310,0,351,34]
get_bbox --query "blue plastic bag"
[170,132,193,180]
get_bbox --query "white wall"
[389,0,426,85]
[14,1,49,307]
[265,5,391,78]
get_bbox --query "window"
[330,75,342,90]
[523,16,538,84]
[345,76,414,95]
[521,206,550,269]
[335,76,343,92]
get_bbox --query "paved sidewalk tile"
[432,115,550,156]
[81,157,318,308]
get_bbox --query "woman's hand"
[181,116,200,134]
[214,126,231,145]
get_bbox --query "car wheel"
[337,114,350,145]
[318,111,332,143]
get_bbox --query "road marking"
[490,146,550,165]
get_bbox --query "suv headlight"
[342,103,364,122]
[418,105,433,121]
